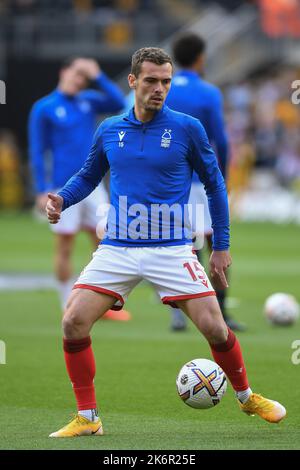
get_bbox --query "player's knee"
[207,322,228,344]
[198,311,228,344]
[62,309,86,337]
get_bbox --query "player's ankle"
[236,388,252,404]
[78,408,99,422]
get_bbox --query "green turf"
[0,212,300,449]
[0,211,92,273]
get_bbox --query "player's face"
[60,62,89,95]
[130,61,172,112]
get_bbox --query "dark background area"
[0,58,129,150]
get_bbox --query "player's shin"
[209,328,252,403]
[63,336,98,420]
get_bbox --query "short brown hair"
[131,47,173,77]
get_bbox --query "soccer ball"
[176,358,227,409]
[264,293,299,326]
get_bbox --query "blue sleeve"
[28,102,50,193]
[187,118,230,251]
[206,88,229,180]
[58,123,110,211]
[82,72,125,113]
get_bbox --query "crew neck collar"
[125,104,168,125]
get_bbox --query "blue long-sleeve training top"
[166,70,229,181]
[28,72,125,193]
[58,105,229,250]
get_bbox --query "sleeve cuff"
[95,72,108,86]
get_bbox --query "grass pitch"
[0,212,300,450]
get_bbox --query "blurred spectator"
[225,68,300,192]
[0,130,23,209]
[276,126,300,186]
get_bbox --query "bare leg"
[63,288,116,339]
[54,234,75,308]
[206,234,245,331]
[53,289,117,426]
[177,296,228,344]
[177,296,251,399]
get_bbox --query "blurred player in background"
[166,33,245,332]
[45,47,285,437]
[29,57,130,321]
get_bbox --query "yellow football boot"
[239,393,286,423]
[49,414,104,437]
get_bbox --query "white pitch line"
[0,273,58,291]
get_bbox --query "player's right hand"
[46,193,63,224]
[36,193,49,213]
[84,59,101,79]
[75,58,101,80]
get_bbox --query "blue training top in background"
[166,70,228,181]
[29,72,125,193]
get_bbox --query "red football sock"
[63,336,97,410]
[210,328,249,392]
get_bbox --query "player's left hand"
[209,250,232,290]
